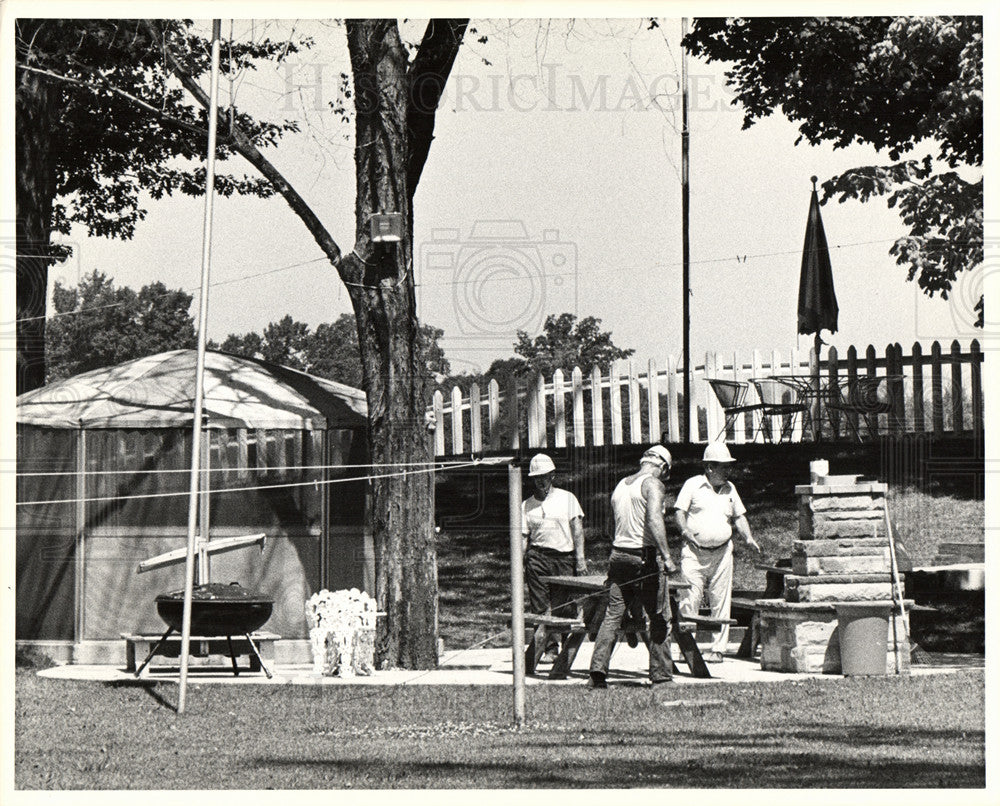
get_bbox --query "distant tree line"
[44,272,635,391]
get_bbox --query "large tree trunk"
[15,30,59,394]
[152,17,466,669]
[346,20,438,669]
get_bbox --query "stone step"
[785,582,894,603]
[792,554,890,576]
[792,537,888,557]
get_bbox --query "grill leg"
[225,635,240,677]
[243,633,273,679]
[133,627,175,678]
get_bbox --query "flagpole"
[680,17,692,443]
[178,18,223,715]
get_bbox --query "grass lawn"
[15,668,985,789]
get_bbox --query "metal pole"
[508,463,526,727]
[813,331,822,441]
[885,511,909,675]
[74,423,86,647]
[681,17,691,443]
[179,19,223,715]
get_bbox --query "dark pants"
[589,547,673,683]
[524,547,576,651]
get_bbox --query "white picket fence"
[430,339,985,456]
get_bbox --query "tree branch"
[142,19,360,282]
[17,63,209,138]
[406,19,468,197]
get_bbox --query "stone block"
[808,494,881,511]
[792,538,888,557]
[814,508,885,522]
[786,582,893,602]
[794,482,888,496]
[786,572,891,585]
[790,645,841,674]
[792,554,891,576]
[800,518,885,539]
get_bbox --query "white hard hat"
[528,454,557,476]
[641,445,673,467]
[702,442,736,463]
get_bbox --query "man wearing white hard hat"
[674,441,760,663]
[521,454,587,662]
[589,445,677,689]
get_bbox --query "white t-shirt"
[673,474,746,548]
[521,487,585,552]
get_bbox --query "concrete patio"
[36,640,982,688]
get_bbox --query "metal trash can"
[836,602,891,675]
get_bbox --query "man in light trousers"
[674,442,760,663]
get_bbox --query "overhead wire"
[15,457,502,507]
[8,236,918,326]
[15,458,485,477]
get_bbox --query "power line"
[10,256,330,325]
[12,234,978,326]
[16,458,492,507]
[14,458,486,478]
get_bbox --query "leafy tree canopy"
[218,314,450,389]
[46,271,197,382]
[16,18,306,243]
[685,16,983,323]
[440,313,635,389]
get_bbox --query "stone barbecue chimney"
[757,473,910,674]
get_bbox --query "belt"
[528,545,574,556]
[610,545,644,556]
[685,538,731,551]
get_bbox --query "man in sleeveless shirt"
[521,453,587,661]
[674,441,760,663]
[589,445,677,689]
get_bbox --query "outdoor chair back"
[750,377,809,443]
[706,379,763,442]
[824,375,899,440]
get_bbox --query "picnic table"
[533,573,731,680]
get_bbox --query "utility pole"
[681,17,692,442]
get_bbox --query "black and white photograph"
[2,1,993,797]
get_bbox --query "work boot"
[587,671,608,689]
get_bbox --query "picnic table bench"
[516,574,733,680]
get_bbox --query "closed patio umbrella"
[798,176,839,438]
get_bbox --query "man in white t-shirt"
[674,442,760,663]
[521,453,587,661]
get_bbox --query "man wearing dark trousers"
[521,453,587,662]
[589,445,677,689]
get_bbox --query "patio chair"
[750,377,809,443]
[824,375,898,441]
[706,379,763,442]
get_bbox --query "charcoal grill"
[134,534,275,678]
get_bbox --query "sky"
[26,13,992,378]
